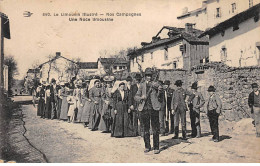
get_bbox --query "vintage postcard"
[0,0,260,163]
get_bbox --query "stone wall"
[158,63,260,121]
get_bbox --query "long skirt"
[37,98,45,117]
[76,101,84,122]
[89,103,101,130]
[56,98,62,119]
[111,101,136,137]
[98,102,112,132]
[81,99,91,123]
[44,97,52,119]
[60,97,69,120]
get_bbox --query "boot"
[182,129,187,140]
[172,126,179,139]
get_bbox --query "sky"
[0,0,203,79]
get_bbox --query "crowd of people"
[34,67,260,154]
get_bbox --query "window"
[164,47,168,60]
[122,66,125,69]
[151,52,153,59]
[119,66,123,69]
[249,0,253,8]
[173,62,177,69]
[113,66,117,70]
[205,57,209,63]
[200,59,204,63]
[141,55,144,62]
[220,47,227,62]
[231,3,236,13]
[233,23,239,31]
[216,8,221,18]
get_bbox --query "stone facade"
[158,62,260,121]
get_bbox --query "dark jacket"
[248,90,260,113]
[171,87,194,111]
[134,81,163,111]
[128,84,139,108]
[50,85,60,102]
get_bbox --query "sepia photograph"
[0,0,260,163]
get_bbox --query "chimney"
[56,52,61,57]
[202,1,207,7]
[185,23,194,33]
[182,7,188,14]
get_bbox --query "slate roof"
[78,62,98,69]
[127,26,208,57]
[199,3,260,37]
[98,58,128,64]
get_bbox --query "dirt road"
[14,96,260,162]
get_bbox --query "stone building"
[0,12,10,92]
[38,52,78,83]
[127,24,209,72]
[77,62,98,79]
[199,3,260,67]
[97,57,129,75]
[177,0,260,31]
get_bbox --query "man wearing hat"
[128,74,142,136]
[188,81,205,138]
[248,83,260,137]
[160,80,174,136]
[206,85,222,142]
[50,78,60,120]
[135,68,163,154]
[171,80,194,140]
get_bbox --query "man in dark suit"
[248,83,260,137]
[171,80,194,140]
[206,85,222,142]
[50,78,59,120]
[160,80,174,136]
[128,74,142,136]
[135,68,163,154]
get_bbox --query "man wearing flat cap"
[248,83,260,137]
[206,85,222,142]
[135,68,163,154]
[171,80,194,140]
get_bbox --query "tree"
[65,58,80,80]
[4,56,19,95]
[46,54,57,83]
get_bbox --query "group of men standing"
[133,68,224,154]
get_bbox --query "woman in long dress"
[44,85,52,119]
[88,79,102,131]
[99,77,114,132]
[111,82,130,137]
[59,83,70,120]
[81,80,91,127]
